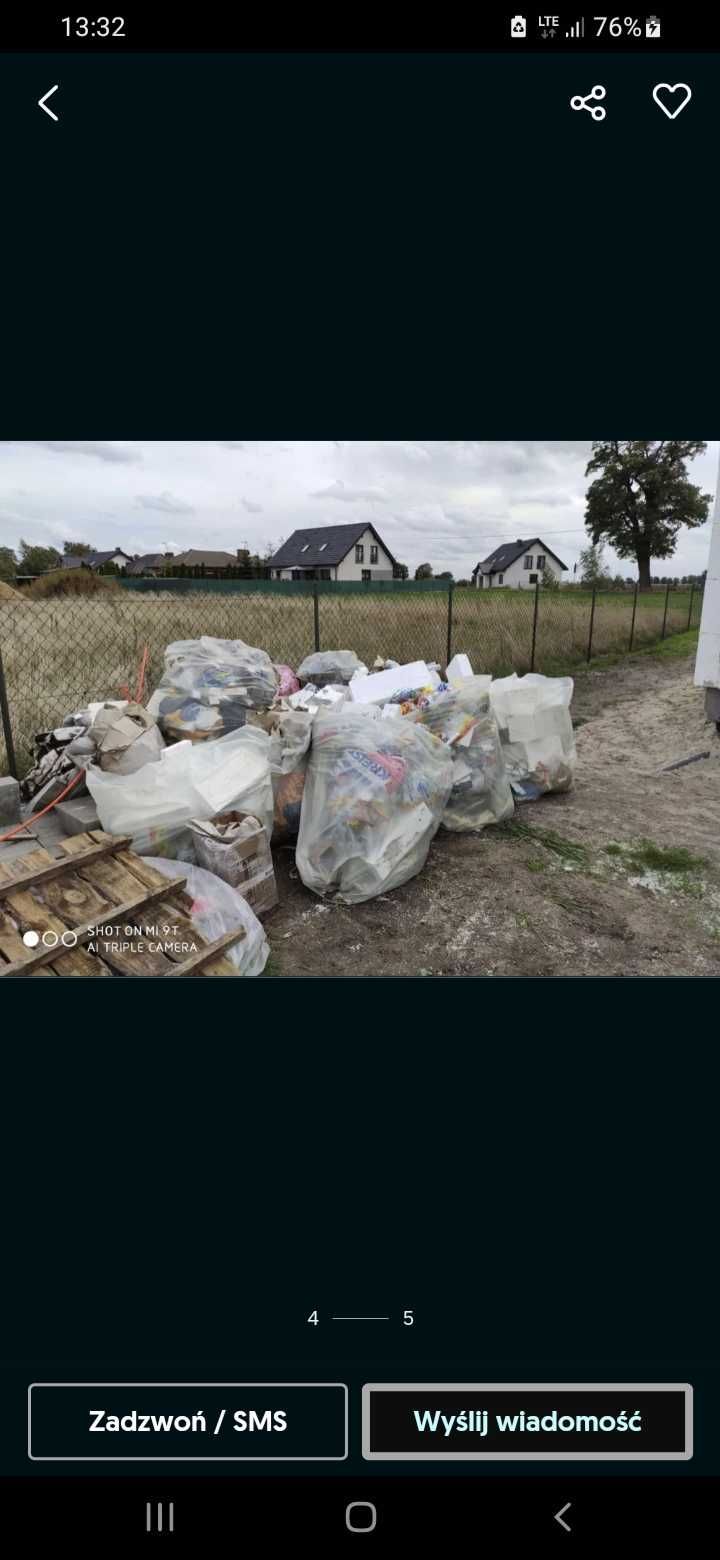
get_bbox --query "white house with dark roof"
[472,538,568,589]
[269,523,397,581]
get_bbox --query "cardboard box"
[189,812,278,918]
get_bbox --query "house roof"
[87,548,133,567]
[472,538,568,576]
[172,549,239,568]
[125,553,170,574]
[269,523,396,569]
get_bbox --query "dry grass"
[0,586,700,775]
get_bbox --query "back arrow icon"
[38,85,59,122]
[554,1501,572,1533]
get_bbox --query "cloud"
[218,441,245,450]
[25,441,141,465]
[310,479,387,503]
[135,491,194,515]
[242,499,264,514]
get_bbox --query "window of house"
[355,544,364,563]
[301,544,309,553]
[319,568,331,580]
[291,569,302,580]
[537,555,546,570]
[524,555,534,569]
[529,573,538,584]
[362,569,371,581]
[498,573,504,584]
[370,544,378,564]
[319,543,327,552]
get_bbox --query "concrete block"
[0,776,21,827]
[55,796,101,837]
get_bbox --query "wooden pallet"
[0,830,244,978]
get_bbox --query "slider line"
[331,1316,390,1321]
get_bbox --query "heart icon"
[653,83,692,119]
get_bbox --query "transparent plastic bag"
[408,676,514,831]
[143,858,269,976]
[296,650,363,687]
[147,635,277,739]
[296,709,453,904]
[489,673,576,799]
[268,710,314,842]
[86,726,274,857]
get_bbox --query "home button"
[346,1501,377,1533]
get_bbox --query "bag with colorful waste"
[407,676,514,831]
[489,673,576,799]
[296,709,453,903]
[267,709,314,842]
[147,636,278,741]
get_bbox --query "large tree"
[63,540,94,557]
[0,546,18,583]
[585,441,711,591]
[18,539,62,575]
[414,562,433,580]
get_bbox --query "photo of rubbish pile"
[0,635,576,977]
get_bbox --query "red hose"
[0,767,86,845]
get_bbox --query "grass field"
[0,585,703,775]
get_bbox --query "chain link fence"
[0,579,705,776]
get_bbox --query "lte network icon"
[510,15,527,38]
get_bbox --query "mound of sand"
[0,580,20,601]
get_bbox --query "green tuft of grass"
[526,858,547,873]
[605,838,707,874]
[494,819,588,864]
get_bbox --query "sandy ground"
[267,652,720,978]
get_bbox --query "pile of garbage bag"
[86,725,274,859]
[489,673,576,799]
[147,636,278,742]
[296,709,453,904]
[407,676,515,831]
[145,858,269,977]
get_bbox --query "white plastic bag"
[296,709,453,903]
[143,858,269,976]
[489,673,576,799]
[86,726,274,858]
[408,676,514,831]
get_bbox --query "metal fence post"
[661,581,671,640]
[0,643,18,780]
[586,586,597,663]
[686,581,695,631]
[628,582,638,651]
[446,580,454,668]
[313,582,320,652]
[530,579,540,671]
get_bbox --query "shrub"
[28,568,121,599]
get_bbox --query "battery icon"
[645,15,661,36]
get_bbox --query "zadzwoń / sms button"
[362,1384,692,1460]
[29,1384,348,1461]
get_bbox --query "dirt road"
[267,650,720,978]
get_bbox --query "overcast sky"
[0,441,716,578]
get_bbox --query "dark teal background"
[0,46,717,1483]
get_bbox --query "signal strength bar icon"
[565,18,585,37]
